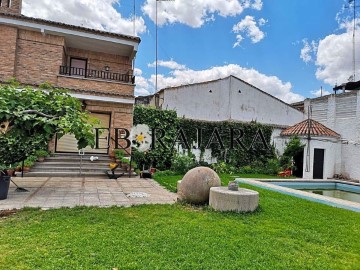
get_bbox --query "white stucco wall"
[161,76,305,126]
[304,91,360,180]
[271,128,287,156]
[302,138,341,180]
[162,78,230,121]
[228,77,304,126]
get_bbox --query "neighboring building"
[136,76,307,167]
[291,89,360,180]
[138,76,305,126]
[0,0,140,154]
[280,119,341,179]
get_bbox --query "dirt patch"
[0,209,18,218]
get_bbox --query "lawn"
[153,172,290,192]
[0,184,359,270]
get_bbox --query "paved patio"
[0,177,177,210]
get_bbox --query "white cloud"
[142,0,263,28]
[233,34,244,48]
[138,60,303,103]
[252,0,263,11]
[315,19,360,85]
[300,39,317,63]
[134,68,151,96]
[148,60,186,70]
[311,88,331,97]
[22,0,146,36]
[232,15,265,46]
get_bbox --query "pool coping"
[235,179,360,213]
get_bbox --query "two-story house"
[0,0,140,155]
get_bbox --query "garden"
[1,88,359,269]
[1,183,359,269]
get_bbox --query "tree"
[0,82,96,167]
[280,136,305,169]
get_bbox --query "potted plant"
[121,157,130,171]
[114,149,125,163]
[0,165,11,200]
[35,149,49,162]
[5,164,15,176]
[22,156,36,172]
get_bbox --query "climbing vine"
[133,106,276,170]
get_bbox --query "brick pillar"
[0,25,18,81]
[0,0,22,15]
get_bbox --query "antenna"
[154,0,174,108]
[347,0,358,81]
[133,0,136,36]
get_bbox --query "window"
[70,58,87,77]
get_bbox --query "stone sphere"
[178,166,221,204]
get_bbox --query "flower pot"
[6,169,15,176]
[22,166,31,172]
[0,175,11,200]
[37,156,45,162]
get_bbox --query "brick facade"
[15,30,65,85]
[66,47,132,75]
[0,0,22,15]
[0,25,17,81]
[0,0,139,154]
[57,76,134,96]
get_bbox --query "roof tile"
[281,119,340,138]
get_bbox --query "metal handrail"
[59,66,135,84]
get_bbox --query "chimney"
[0,0,22,15]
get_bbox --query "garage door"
[55,112,110,154]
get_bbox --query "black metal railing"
[59,66,135,84]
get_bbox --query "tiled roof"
[281,119,340,138]
[0,12,141,43]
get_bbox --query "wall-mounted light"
[81,100,87,111]
[104,65,110,72]
[209,89,213,93]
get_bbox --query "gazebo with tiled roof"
[280,119,340,138]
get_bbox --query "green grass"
[0,185,359,270]
[153,172,291,193]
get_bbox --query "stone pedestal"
[209,187,259,212]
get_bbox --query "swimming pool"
[268,181,360,204]
[235,179,360,212]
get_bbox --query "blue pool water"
[269,181,360,204]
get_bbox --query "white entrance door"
[55,112,111,154]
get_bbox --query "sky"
[22,0,360,103]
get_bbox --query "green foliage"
[133,106,179,170]
[264,158,282,175]
[133,106,275,170]
[211,162,237,174]
[280,136,306,169]
[172,153,197,174]
[114,149,125,159]
[178,119,275,167]
[0,84,96,166]
[121,157,130,164]
[35,149,49,158]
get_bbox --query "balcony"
[59,66,135,84]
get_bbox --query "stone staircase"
[19,154,136,178]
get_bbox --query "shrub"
[264,158,282,175]
[240,165,254,174]
[35,150,49,158]
[172,154,196,174]
[114,149,125,159]
[211,162,236,174]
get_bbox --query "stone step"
[23,153,135,178]
[45,156,114,162]
[17,171,137,178]
[34,162,112,168]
